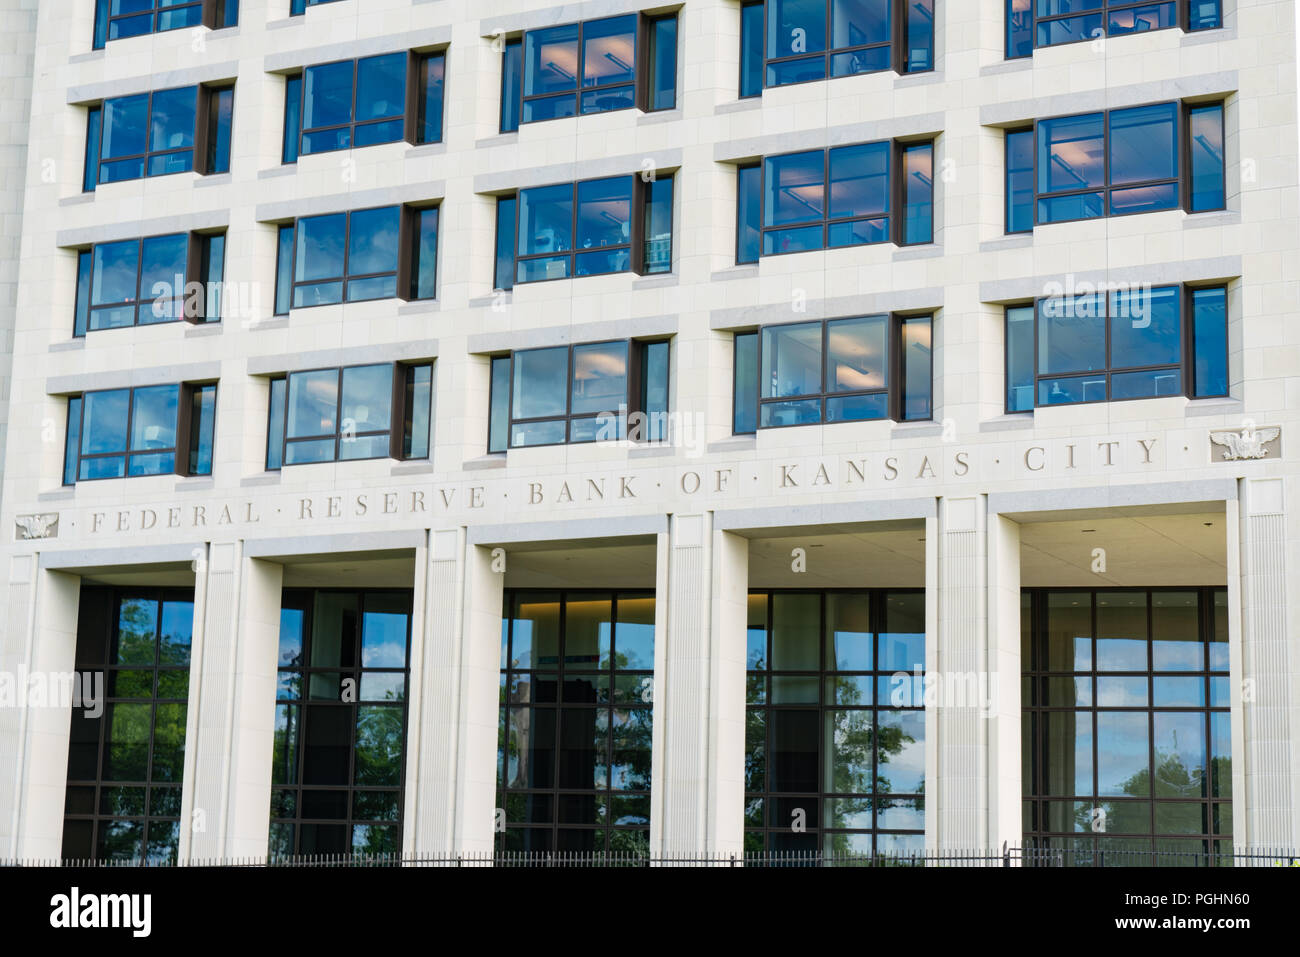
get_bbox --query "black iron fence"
[10,845,1299,868]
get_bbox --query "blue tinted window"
[513,176,654,284]
[904,0,935,71]
[266,378,287,469]
[92,86,213,187]
[290,206,401,308]
[83,107,102,193]
[901,142,933,245]
[751,140,924,256]
[94,0,206,49]
[740,3,764,98]
[403,364,433,459]
[291,0,347,14]
[1025,284,1206,406]
[494,196,517,291]
[1005,305,1035,412]
[417,53,445,144]
[1017,0,1192,55]
[1024,101,1204,228]
[274,224,295,315]
[277,364,397,466]
[188,385,217,476]
[1188,104,1225,212]
[1191,286,1228,397]
[282,75,303,163]
[500,39,523,133]
[63,396,82,486]
[1005,128,1034,233]
[74,385,184,481]
[411,207,439,300]
[900,316,932,420]
[81,233,197,333]
[488,356,511,453]
[737,165,762,264]
[734,332,759,434]
[297,53,406,156]
[648,16,678,111]
[520,17,636,124]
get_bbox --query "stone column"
[654,513,748,857]
[184,545,283,862]
[986,513,1023,850]
[1236,477,1295,847]
[935,495,988,849]
[1,559,80,861]
[451,540,504,854]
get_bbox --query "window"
[499,13,679,132]
[272,204,438,311]
[494,173,674,289]
[62,589,194,863]
[93,0,237,50]
[736,139,934,262]
[281,51,445,163]
[745,591,926,856]
[739,0,934,96]
[1007,0,1221,59]
[498,591,655,853]
[270,590,412,859]
[63,382,217,483]
[1004,283,1228,411]
[290,0,345,13]
[734,314,933,431]
[1005,101,1226,231]
[73,232,226,335]
[487,340,670,451]
[84,84,234,191]
[265,363,432,468]
[1023,589,1231,862]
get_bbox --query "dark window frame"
[739,0,935,98]
[493,338,672,451]
[1022,586,1232,859]
[93,0,236,50]
[281,49,446,163]
[1003,281,1230,414]
[272,203,439,314]
[1007,0,1222,60]
[1005,98,1227,233]
[266,361,433,470]
[73,230,226,336]
[496,589,656,854]
[499,12,679,132]
[744,588,927,856]
[270,588,414,860]
[61,587,196,864]
[498,172,674,289]
[745,138,935,260]
[735,312,935,434]
[85,82,234,191]
[63,382,217,484]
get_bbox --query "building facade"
[1,0,1298,863]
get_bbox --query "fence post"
[1002,841,1010,867]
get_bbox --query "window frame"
[500,12,679,131]
[93,0,236,50]
[272,203,438,313]
[73,230,226,336]
[499,173,673,289]
[266,361,432,469]
[744,139,935,260]
[1007,0,1221,60]
[491,338,671,451]
[269,588,414,861]
[85,82,233,191]
[61,587,197,864]
[1006,99,1226,233]
[1021,586,1232,860]
[1003,281,1230,414]
[282,50,443,163]
[735,312,934,433]
[63,382,217,484]
[739,0,935,97]
[743,588,928,856]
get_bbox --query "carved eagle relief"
[1210,428,1280,461]
[14,513,59,540]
